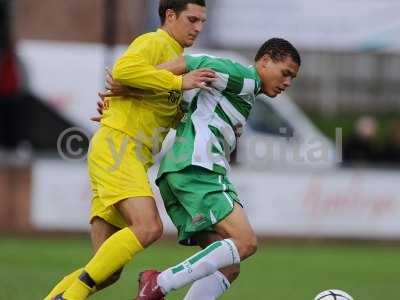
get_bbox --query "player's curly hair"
[159,0,206,25]
[255,38,301,66]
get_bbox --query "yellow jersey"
[101,29,184,154]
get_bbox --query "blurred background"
[1,0,399,299]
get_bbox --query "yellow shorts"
[88,126,154,229]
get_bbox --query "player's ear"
[165,9,177,23]
[260,54,272,67]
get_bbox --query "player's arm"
[107,56,216,96]
[155,56,187,75]
[93,57,216,121]
[112,36,183,92]
[112,35,215,92]
[156,56,216,90]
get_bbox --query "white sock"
[157,239,240,294]
[183,271,230,300]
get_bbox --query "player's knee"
[238,235,258,259]
[128,218,163,247]
[146,219,163,243]
[153,220,164,241]
[246,235,258,256]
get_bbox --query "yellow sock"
[62,279,91,300]
[63,228,143,300]
[44,268,98,300]
[44,268,83,300]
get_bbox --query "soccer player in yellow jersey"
[44,1,215,299]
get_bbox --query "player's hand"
[233,124,243,138]
[105,68,146,98]
[90,92,108,122]
[182,68,217,91]
[105,68,132,95]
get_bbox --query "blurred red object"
[0,49,19,96]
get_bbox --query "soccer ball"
[314,289,353,300]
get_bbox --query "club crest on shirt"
[168,91,182,104]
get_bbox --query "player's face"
[258,56,299,98]
[169,4,207,47]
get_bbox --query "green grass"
[1,236,399,299]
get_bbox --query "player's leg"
[213,203,258,261]
[155,215,242,296]
[62,127,161,300]
[138,167,246,299]
[63,196,161,300]
[115,196,163,247]
[164,204,257,294]
[193,232,241,282]
[183,232,240,300]
[44,171,123,300]
[183,271,232,300]
[45,269,84,300]
[44,218,122,300]
[89,217,124,290]
[178,204,258,299]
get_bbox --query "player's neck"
[161,25,180,45]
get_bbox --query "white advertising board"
[231,168,400,239]
[30,159,178,233]
[31,160,92,230]
[31,159,400,239]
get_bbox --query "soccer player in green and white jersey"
[134,38,301,300]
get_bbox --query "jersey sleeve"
[112,35,182,92]
[184,54,261,96]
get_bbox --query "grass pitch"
[0,236,398,299]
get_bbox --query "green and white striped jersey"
[158,54,261,177]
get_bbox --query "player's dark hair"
[255,38,301,66]
[159,0,206,25]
